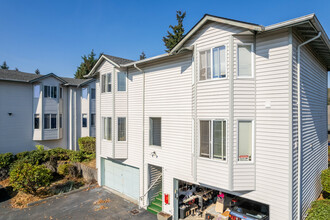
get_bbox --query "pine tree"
[163,11,186,52]
[15,68,19,71]
[35,69,40,75]
[74,50,99,79]
[1,61,9,69]
[139,51,146,60]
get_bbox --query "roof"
[0,69,93,86]
[103,54,134,65]
[87,13,330,76]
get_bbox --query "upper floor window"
[200,46,226,81]
[34,114,40,129]
[44,86,57,98]
[238,120,253,162]
[91,114,96,127]
[149,117,161,146]
[82,88,88,99]
[91,88,96,99]
[200,119,226,161]
[82,114,87,127]
[237,44,253,78]
[101,73,112,93]
[117,72,126,91]
[118,117,126,142]
[103,117,111,141]
[34,85,40,98]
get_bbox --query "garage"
[101,158,140,201]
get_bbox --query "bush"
[15,151,31,161]
[57,163,73,176]
[44,148,72,161]
[15,146,47,165]
[306,199,330,220]
[321,168,330,194]
[0,153,14,168]
[78,137,96,154]
[69,151,95,163]
[9,162,52,195]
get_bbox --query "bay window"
[103,117,111,141]
[237,44,253,77]
[200,45,226,81]
[117,72,126,91]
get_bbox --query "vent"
[130,209,140,215]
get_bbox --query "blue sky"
[0,0,329,82]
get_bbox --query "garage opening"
[175,180,269,220]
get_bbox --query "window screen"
[150,118,161,146]
[200,120,210,158]
[118,117,126,141]
[238,45,252,77]
[117,72,126,91]
[199,50,211,80]
[103,117,111,140]
[213,46,226,78]
[238,121,253,161]
[213,120,226,160]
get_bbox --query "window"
[117,117,126,142]
[91,114,96,127]
[200,120,227,160]
[199,50,211,80]
[106,73,112,92]
[34,114,39,129]
[59,87,63,99]
[82,114,87,127]
[51,114,57,129]
[117,72,126,91]
[200,46,226,81]
[102,117,111,140]
[101,75,106,93]
[237,44,252,77]
[213,46,226,78]
[44,86,57,98]
[34,85,40,98]
[82,88,88,99]
[238,121,253,162]
[91,88,96,99]
[44,114,50,129]
[150,118,161,146]
[60,114,62,128]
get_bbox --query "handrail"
[139,174,162,207]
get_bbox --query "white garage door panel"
[102,159,140,201]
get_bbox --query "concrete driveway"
[0,187,156,220]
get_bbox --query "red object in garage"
[164,194,169,204]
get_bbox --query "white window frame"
[236,43,254,79]
[102,117,112,141]
[237,119,255,164]
[198,118,228,162]
[198,45,227,82]
[117,117,127,142]
[149,117,162,147]
[44,114,57,130]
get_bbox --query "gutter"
[133,63,145,208]
[297,31,321,220]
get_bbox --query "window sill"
[198,156,227,164]
[236,76,254,79]
[198,77,228,84]
[149,145,162,149]
[102,139,112,142]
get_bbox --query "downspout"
[297,31,321,220]
[133,63,145,208]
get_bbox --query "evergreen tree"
[139,51,146,60]
[163,11,186,52]
[1,61,9,69]
[35,69,40,75]
[75,50,99,79]
[15,68,19,71]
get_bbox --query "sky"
[0,0,329,82]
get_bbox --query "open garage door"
[102,158,140,201]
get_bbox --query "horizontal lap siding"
[294,34,328,218]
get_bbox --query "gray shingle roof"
[103,54,134,65]
[0,69,92,86]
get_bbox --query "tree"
[35,69,40,75]
[1,61,9,69]
[163,11,186,52]
[139,51,146,60]
[74,50,99,79]
[15,68,19,71]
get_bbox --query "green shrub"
[15,149,46,165]
[69,151,95,163]
[306,199,330,220]
[15,151,32,160]
[78,137,96,154]
[35,145,44,151]
[57,163,74,176]
[0,153,14,168]
[321,168,330,194]
[9,162,52,195]
[44,148,72,161]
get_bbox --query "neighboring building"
[92,14,329,220]
[0,70,96,154]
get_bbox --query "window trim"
[149,117,162,147]
[236,43,254,79]
[43,86,57,98]
[117,117,127,142]
[44,113,57,130]
[102,117,112,141]
[198,118,228,162]
[117,72,127,92]
[237,119,255,164]
[198,45,228,82]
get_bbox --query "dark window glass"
[34,114,39,129]
[51,114,57,129]
[44,114,50,129]
[118,117,126,141]
[82,114,87,127]
[60,114,62,128]
[91,88,96,99]
[91,114,96,127]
